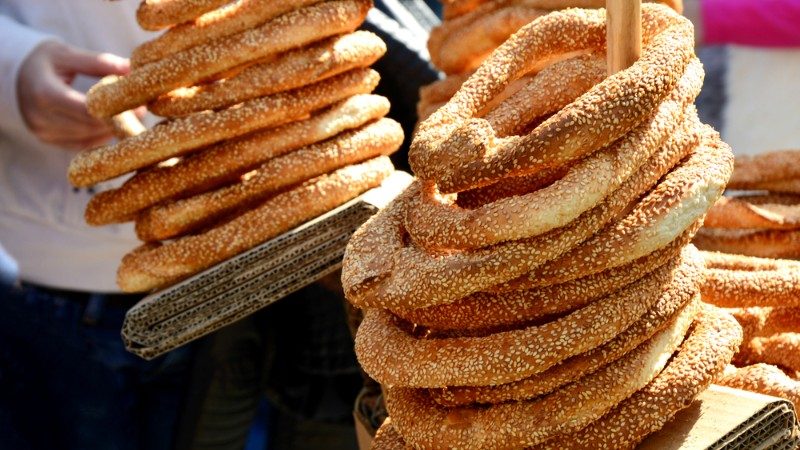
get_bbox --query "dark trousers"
[179,272,363,450]
[0,282,193,450]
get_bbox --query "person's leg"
[0,282,193,450]
[264,272,363,450]
[174,314,270,450]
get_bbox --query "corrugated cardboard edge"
[354,385,800,449]
[639,385,800,449]
[122,171,413,360]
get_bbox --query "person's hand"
[17,41,130,150]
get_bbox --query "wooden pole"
[606,0,642,75]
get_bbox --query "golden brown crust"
[727,150,800,190]
[373,307,738,450]
[136,0,231,31]
[429,1,549,74]
[728,306,800,342]
[371,419,408,450]
[344,125,728,311]
[701,259,800,309]
[428,294,699,407]
[506,132,731,288]
[386,312,694,448]
[727,307,800,372]
[694,228,800,259]
[354,250,702,387]
[71,68,380,187]
[703,194,800,230]
[404,73,702,250]
[441,0,682,20]
[737,333,800,374]
[134,118,403,241]
[533,305,741,449]
[117,156,394,293]
[717,364,800,410]
[88,0,371,118]
[417,73,470,115]
[149,31,386,117]
[701,250,800,271]
[86,94,389,225]
[392,234,687,332]
[412,6,693,193]
[132,0,326,66]
[108,110,146,139]
[746,178,800,194]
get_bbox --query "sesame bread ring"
[701,261,800,309]
[71,68,379,187]
[703,194,800,230]
[392,233,689,334]
[701,250,800,271]
[744,178,800,195]
[717,364,800,409]
[512,131,732,287]
[85,94,389,226]
[342,119,720,311]
[404,64,702,250]
[116,156,393,292]
[738,333,800,373]
[149,31,386,117]
[429,1,549,74]
[132,0,326,66]
[385,308,693,449]
[417,73,469,119]
[373,305,737,450]
[440,0,682,20]
[727,307,800,343]
[726,149,800,190]
[427,292,700,407]
[87,0,371,119]
[693,228,800,259]
[411,5,694,193]
[533,304,741,449]
[136,0,231,31]
[134,118,403,241]
[354,249,702,388]
[725,307,800,371]
[371,418,407,450]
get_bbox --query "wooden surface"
[606,0,642,74]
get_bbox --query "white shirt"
[723,46,800,157]
[0,0,154,292]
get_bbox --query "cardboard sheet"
[122,171,412,359]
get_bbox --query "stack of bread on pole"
[67,0,403,292]
[417,0,683,120]
[695,150,800,259]
[343,3,746,448]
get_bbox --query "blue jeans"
[0,282,193,450]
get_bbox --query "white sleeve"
[0,15,59,135]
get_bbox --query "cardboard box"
[122,171,412,360]
[355,385,800,449]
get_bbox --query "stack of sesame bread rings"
[695,150,800,259]
[343,5,745,449]
[696,150,800,409]
[417,0,683,120]
[68,0,403,293]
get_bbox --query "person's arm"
[685,0,800,47]
[0,15,130,150]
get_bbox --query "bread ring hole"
[483,53,606,138]
[454,165,569,209]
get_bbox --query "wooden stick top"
[606,0,642,75]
